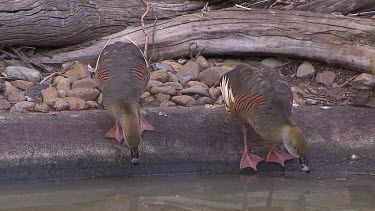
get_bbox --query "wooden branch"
[36,8,375,73]
[0,0,238,47]
[296,0,375,15]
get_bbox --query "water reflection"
[0,174,373,211]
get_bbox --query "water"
[0,174,374,211]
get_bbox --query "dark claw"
[298,157,310,173]
[130,148,139,165]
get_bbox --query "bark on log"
[0,0,238,47]
[36,8,375,74]
[296,0,375,15]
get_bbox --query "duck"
[220,62,309,172]
[95,41,154,165]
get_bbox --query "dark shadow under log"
[36,8,375,73]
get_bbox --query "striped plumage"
[95,41,154,165]
[220,62,309,172]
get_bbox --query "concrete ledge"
[0,106,374,181]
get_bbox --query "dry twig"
[338,74,359,88]
[140,0,150,60]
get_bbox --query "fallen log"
[37,8,375,74]
[0,0,238,47]
[296,0,375,15]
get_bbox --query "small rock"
[199,66,232,87]
[221,59,242,69]
[195,55,210,71]
[72,78,97,89]
[176,61,200,83]
[150,86,177,95]
[167,72,179,82]
[297,62,315,78]
[10,101,35,113]
[139,96,159,108]
[4,82,26,102]
[150,69,169,83]
[353,90,371,106]
[140,91,151,99]
[209,87,222,100]
[187,81,209,90]
[146,80,163,90]
[65,97,89,111]
[171,95,197,107]
[365,96,375,108]
[11,80,34,91]
[197,97,213,105]
[97,93,103,105]
[164,82,183,90]
[160,100,177,107]
[155,93,171,103]
[370,53,375,75]
[161,60,182,72]
[261,58,283,68]
[67,88,100,101]
[216,95,224,104]
[53,76,66,86]
[352,73,375,89]
[51,98,69,111]
[56,77,72,92]
[34,103,51,113]
[315,71,336,86]
[152,63,174,72]
[26,84,49,102]
[177,58,188,65]
[291,86,306,105]
[206,58,217,67]
[0,98,11,110]
[58,90,67,98]
[41,86,59,105]
[4,66,42,83]
[65,62,90,80]
[87,101,99,109]
[180,85,209,97]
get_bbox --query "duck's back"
[95,41,150,108]
[221,62,292,136]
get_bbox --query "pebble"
[10,101,35,113]
[177,58,188,65]
[72,78,97,89]
[66,88,100,101]
[53,76,66,86]
[0,98,11,110]
[34,103,51,113]
[4,66,42,83]
[65,62,91,80]
[4,82,26,102]
[171,95,197,107]
[297,62,315,78]
[352,73,375,89]
[150,69,169,83]
[58,90,67,98]
[195,55,210,71]
[65,97,89,111]
[315,71,336,86]
[353,90,371,106]
[208,87,222,100]
[150,86,177,95]
[221,59,242,69]
[26,84,49,102]
[370,53,375,75]
[51,98,69,111]
[146,80,163,90]
[41,86,59,105]
[164,82,183,90]
[167,72,179,82]
[160,100,177,107]
[152,63,174,72]
[180,85,209,97]
[161,60,182,72]
[365,96,375,108]
[87,101,100,109]
[197,97,213,105]
[11,80,34,91]
[261,58,283,68]
[155,93,171,103]
[56,77,72,92]
[187,81,209,90]
[140,91,151,99]
[139,96,159,108]
[176,61,200,83]
[199,66,232,87]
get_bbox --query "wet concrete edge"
[0,106,374,182]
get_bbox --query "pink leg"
[105,121,124,143]
[266,145,294,167]
[240,124,263,170]
[138,106,155,133]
